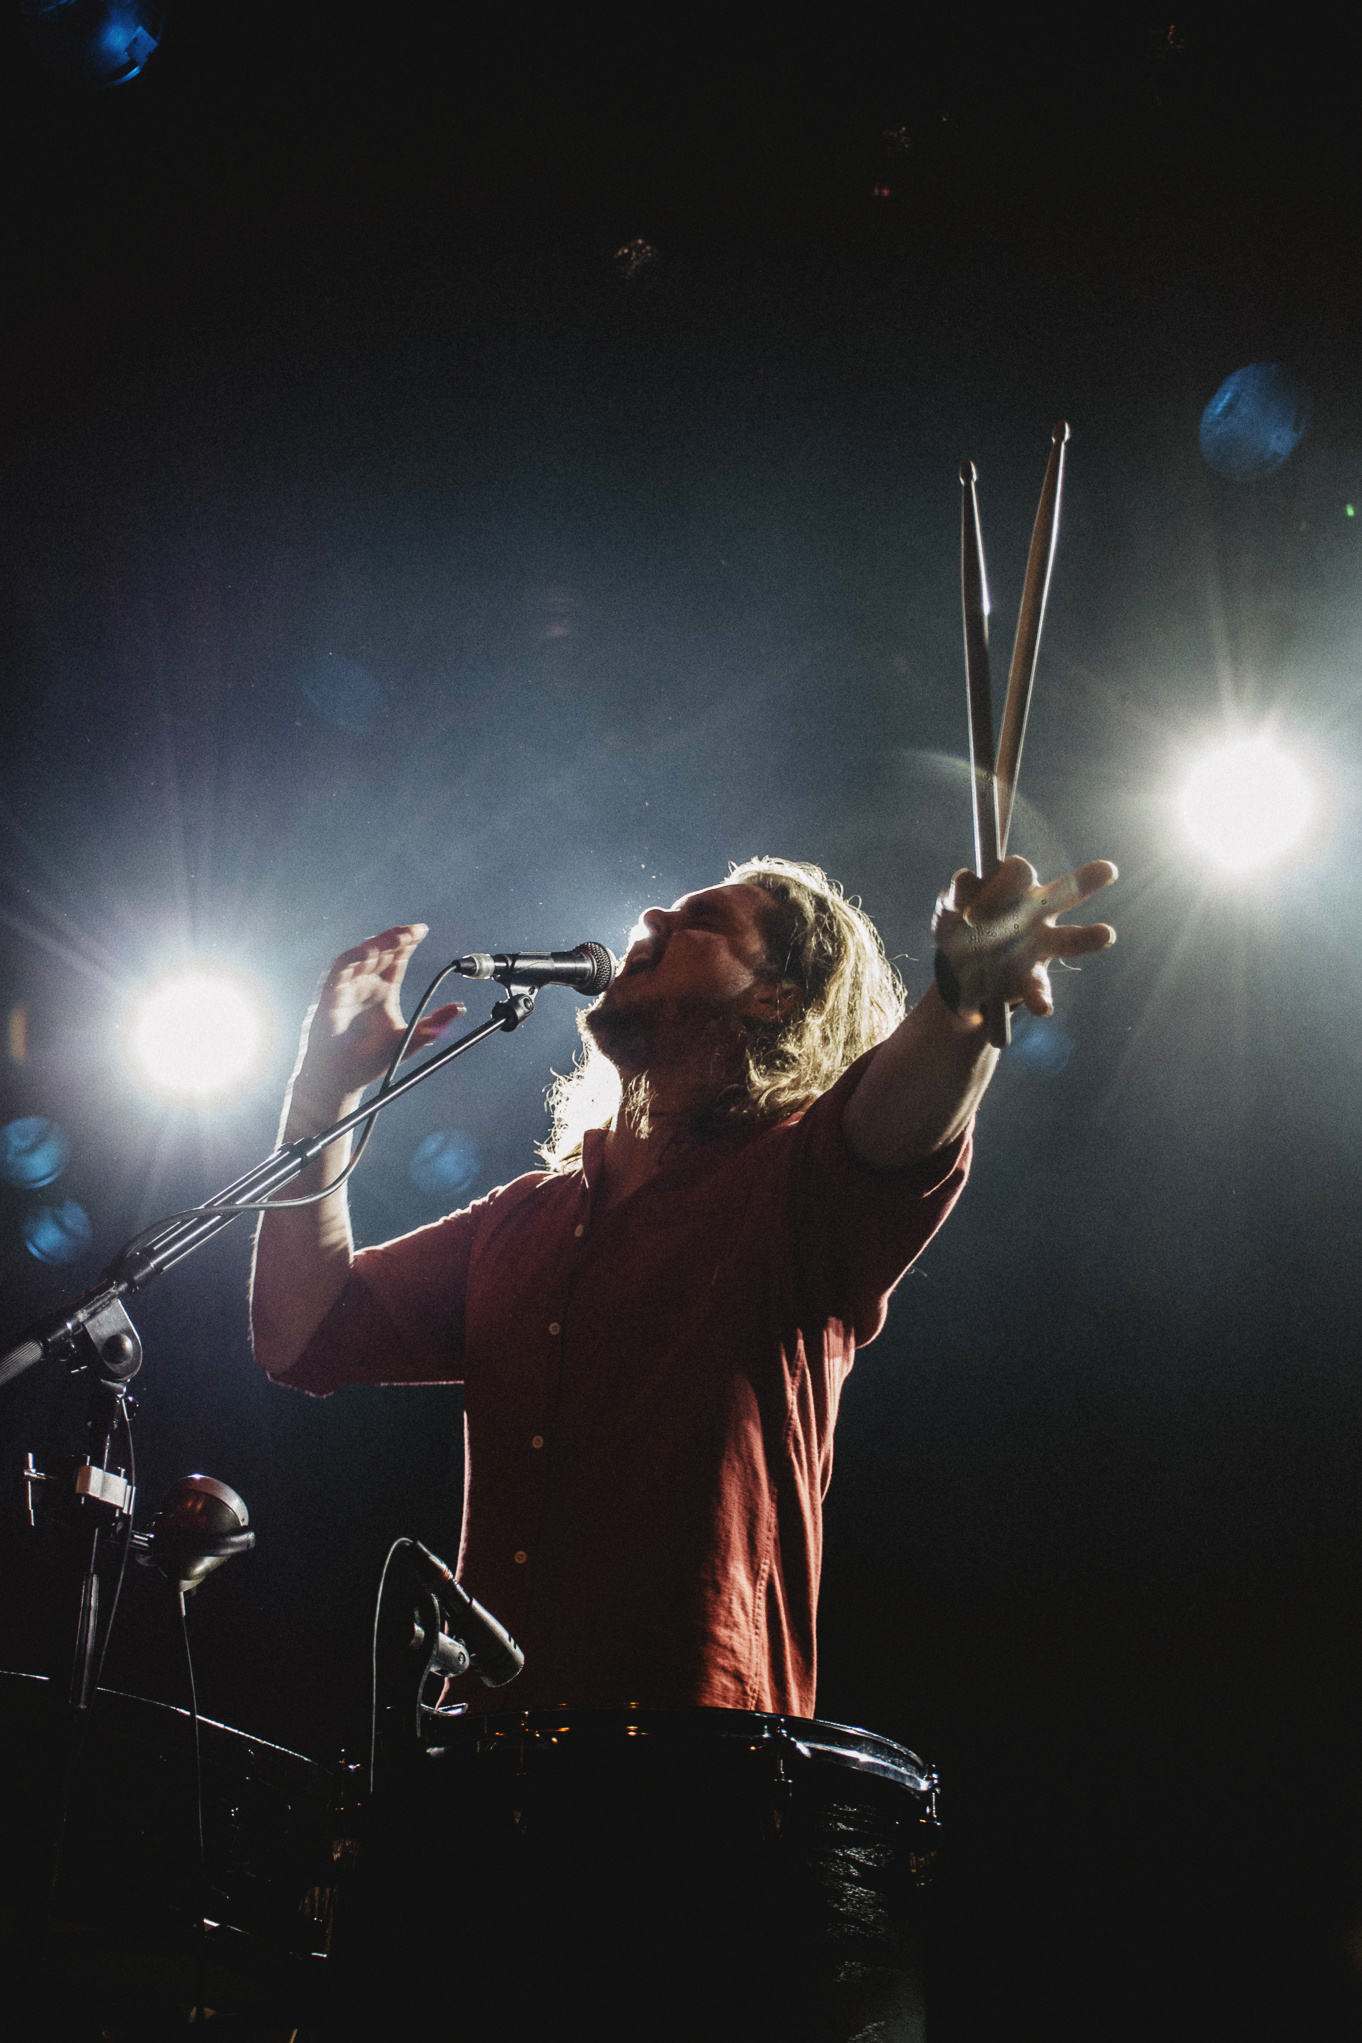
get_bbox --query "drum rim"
[429,1703,937,1795]
[0,1667,328,1779]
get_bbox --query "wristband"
[933,947,964,1015]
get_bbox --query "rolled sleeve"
[272,1199,489,1397]
[783,1048,972,1344]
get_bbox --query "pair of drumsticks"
[959,421,1070,1048]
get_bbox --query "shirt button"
[514,1550,528,1565]
[574,1223,584,1238]
[531,1434,544,1450]
[548,1322,560,1336]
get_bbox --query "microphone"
[452,942,616,995]
[410,1540,525,1688]
[149,1474,255,1593]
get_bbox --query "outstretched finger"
[1019,961,1054,1018]
[1066,860,1118,905]
[327,937,382,981]
[326,923,427,980]
[1046,920,1116,959]
[373,923,430,985]
[1029,861,1118,925]
[400,1003,466,1058]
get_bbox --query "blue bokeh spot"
[1007,1013,1075,1080]
[410,1130,481,1199]
[23,1200,93,1265]
[21,1,162,88]
[301,653,389,735]
[1199,362,1312,481]
[2,1116,71,1189]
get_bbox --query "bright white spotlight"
[129,970,266,1099]
[1177,734,1315,873]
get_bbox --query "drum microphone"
[411,1540,525,1688]
[148,1474,255,1593]
[451,943,617,994]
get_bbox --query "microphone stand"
[5,978,545,2039]
[3,980,540,1715]
[2,984,538,1393]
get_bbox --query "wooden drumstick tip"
[959,460,977,485]
[1052,419,1071,444]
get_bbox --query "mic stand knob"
[491,986,537,1031]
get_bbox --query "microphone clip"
[490,986,537,1032]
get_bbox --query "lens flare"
[23,1200,92,1265]
[1,1116,71,1188]
[129,970,267,1098]
[410,1129,481,1198]
[1177,735,1314,873]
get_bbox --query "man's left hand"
[932,857,1118,1023]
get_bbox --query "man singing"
[250,851,1115,1714]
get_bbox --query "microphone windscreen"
[576,942,617,994]
[0,1333,46,1389]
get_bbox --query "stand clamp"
[491,987,537,1030]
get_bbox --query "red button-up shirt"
[277,1050,970,1715]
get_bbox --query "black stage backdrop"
[3,6,1362,2036]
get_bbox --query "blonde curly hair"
[537,855,907,1172]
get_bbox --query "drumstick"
[996,420,1070,857]
[959,461,1009,1049]
[960,461,1000,876]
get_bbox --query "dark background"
[3,3,1362,2034]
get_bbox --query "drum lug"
[766,1726,799,1841]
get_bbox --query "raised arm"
[841,856,1117,1169]
[248,923,462,1377]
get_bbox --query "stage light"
[1176,735,1314,873]
[128,970,267,1099]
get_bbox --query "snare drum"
[330,1707,939,2043]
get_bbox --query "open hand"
[931,857,1117,1022]
[292,924,465,1104]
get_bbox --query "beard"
[582,997,656,1072]
[584,988,756,1092]
[580,991,780,1155]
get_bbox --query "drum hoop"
[0,1670,332,1792]
[429,1704,938,1796]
